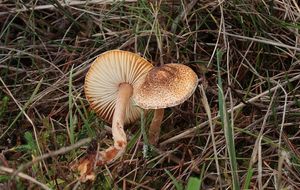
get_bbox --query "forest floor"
[1,0,300,189]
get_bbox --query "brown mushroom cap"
[133,64,198,109]
[84,50,153,124]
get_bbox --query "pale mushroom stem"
[75,83,132,181]
[97,83,133,164]
[148,108,164,145]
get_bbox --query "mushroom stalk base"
[149,109,164,145]
[75,83,132,181]
[110,82,132,158]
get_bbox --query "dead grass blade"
[0,166,50,190]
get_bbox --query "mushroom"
[133,63,198,145]
[75,50,153,181]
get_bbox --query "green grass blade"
[0,78,43,140]
[68,65,74,144]
[199,163,206,189]
[0,96,9,120]
[164,169,183,190]
[243,167,254,190]
[216,50,240,190]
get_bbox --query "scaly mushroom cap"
[84,50,153,124]
[133,64,198,109]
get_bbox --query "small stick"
[1,0,138,15]
[0,166,50,190]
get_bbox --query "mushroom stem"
[111,83,132,153]
[148,108,164,145]
[75,83,132,181]
[98,83,133,164]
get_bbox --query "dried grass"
[1,0,300,189]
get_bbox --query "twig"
[0,65,26,72]
[1,0,138,15]
[0,166,50,190]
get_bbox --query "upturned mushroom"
[133,63,198,145]
[76,50,153,181]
